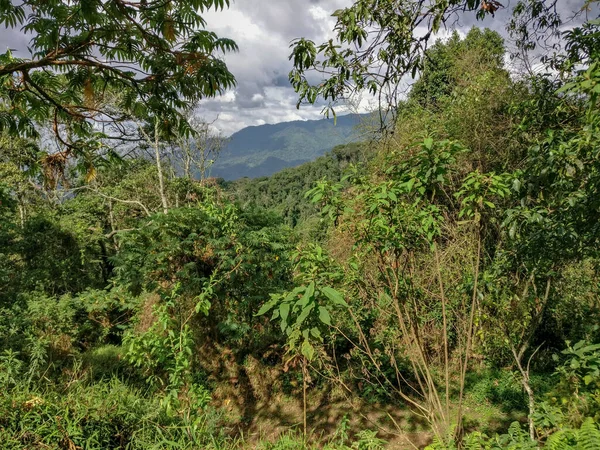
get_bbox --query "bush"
[0,378,228,450]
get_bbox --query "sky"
[195,0,597,135]
[0,0,597,136]
[199,0,356,135]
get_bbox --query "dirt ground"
[200,344,433,449]
[197,343,522,449]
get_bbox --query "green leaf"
[279,302,290,322]
[296,303,314,326]
[321,286,348,307]
[256,294,279,316]
[319,306,332,326]
[301,339,315,361]
[286,286,305,303]
[296,284,313,308]
[512,178,521,192]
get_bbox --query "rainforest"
[1,1,600,449]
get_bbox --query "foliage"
[0,379,228,450]
[2,0,600,447]
[257,426,385,450]
[409,28,505,108]
[257,244,347,362]
[288,0,508,122]
[227,142,370,229]
[286,0,568,126]
[0,0,237,158]
[532,340,600,434]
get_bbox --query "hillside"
[210,113,370,179]
[2,1,600,449]
[225,142,371,229]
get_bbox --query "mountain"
[209,113,370,180]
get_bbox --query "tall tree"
[288,0,577,125]
[0,0,237,156]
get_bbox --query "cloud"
[199,0,597,136]
[1,1,597,136]
[0,29,29,53]
[197,0,357,135]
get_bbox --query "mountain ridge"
[210,113,370,179]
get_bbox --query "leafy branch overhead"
[288,0,564,123]
[0,0,237,153]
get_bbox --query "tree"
[168,112,227,181]
[409,28,505,108]
[288,0,573,125]
[0,0,237,157]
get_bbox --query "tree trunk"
[154,121,169,214]
[512,346,536,440]
[524,375,536,440]
[302,356,308,440]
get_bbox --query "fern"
[502,421,535,448]
[424,434,454,450]
[463,431,488,450]
[545,430,573,450]
[577,418,600,450]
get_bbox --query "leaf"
[279,303,290,322]
[286,286,305,303]
[296,284,313,308]
[509,222,517,239]
[319,306,332,326]
[256,295,279,316]
[296,303,314,326]
[301,339,315,361]
[321,286,348,307]
[512,178,522,192]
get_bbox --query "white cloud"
[2,0,596,137]
[197,0,356,135]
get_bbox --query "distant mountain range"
[209,113,371,180]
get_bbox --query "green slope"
[210,113,369,180]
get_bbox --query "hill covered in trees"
[211,114,371,179]
[224,142,370,229]
[1,1,600,449]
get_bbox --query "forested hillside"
[211,114,369,179]
[225,142,370,229]
[1,1,600,449]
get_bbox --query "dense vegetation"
[225,142,370,230]
[1,1,600,449]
